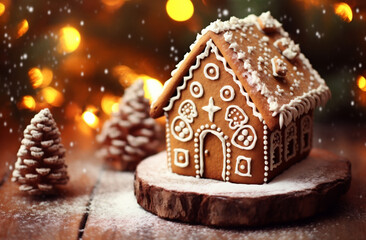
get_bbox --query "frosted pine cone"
[97,79,164,170]
[12,108,69,195]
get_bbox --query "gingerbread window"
[300,115,312,154]
[234,156,252,177]
[284,122,297,162]
[270,130,282,171]
[174,148,190,168]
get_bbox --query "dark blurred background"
[0,0,365,149]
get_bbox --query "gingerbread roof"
[151,12,331,130]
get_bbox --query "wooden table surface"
[0,123,365,240]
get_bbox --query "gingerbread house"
[150,12,331,184]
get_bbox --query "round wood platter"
[134,148,351,227]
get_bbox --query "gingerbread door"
[199,130,227,181]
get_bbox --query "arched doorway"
[199,129,227,181]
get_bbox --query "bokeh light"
[19,96,36,111]
[16,19,29,39]
[82,108,99,129]
[102,0,125,10]
[0,3,5,16]
[59,26,81,53]
[28,68,44,88]
[41,87,64,107]
[334,2,353,23]
[357,75,366,92]
[166,0,194,22]
[101,94,120,115]
[28,67,53,88]
[140,76,164,103]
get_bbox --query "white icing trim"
[158,12,330,129]
[162,40,213,112]
[231,125,257,150]
[178,99,198,123]
[210,42,264,122]
[274,84,330,129]
[234,156,252,177]
[300,115,312,154]
[263,121,269,183]
[171,116,193,142]
[270,130,282,171]
[165,112,172,172]
[220,85,235,102]
[162,40,263,123]
[198,129,227,181]
[225,105,249,130]
[284,122,297,162]
[202,97,221,123]
[174,148,190,168]
[204,63,219,80]
[190,81,204,98]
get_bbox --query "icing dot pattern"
[232,125,257,150]
[171,116,193,142]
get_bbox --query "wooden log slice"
[134,148,351,227]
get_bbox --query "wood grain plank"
[0,151,103,240]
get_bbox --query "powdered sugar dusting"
[82,150,351,239]
[137,151,348,197]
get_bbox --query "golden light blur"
[59,26,81,53]
[357,75,366,92]
[101,94,120,115]
[334,2,353,23]
[16,19,29,38]
[82,107,99,129]
[19,95,36,110]
[101,0,125,10]
[40,67,53,87]
[28,67,53,88]
[114,65,139,88]
[28,68,43,88]
[166,0,194,22]
[0,3,5,16]
[140,76,164,103]
[41,87,64,107]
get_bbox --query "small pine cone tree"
[97,79,164,171]
[12,108,69,195]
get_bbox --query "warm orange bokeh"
[357,75,366,92]
[41,87,64,107]
[101,94,120,115]
[334,2,353,23]
[19,95,36,110]
[28,68,44,88]
[166,0,194,22]
[16,19,29,38]
[0,3,5,16]
[28,67,53,88]
[59,26,81,53]
[82,106,99,129]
